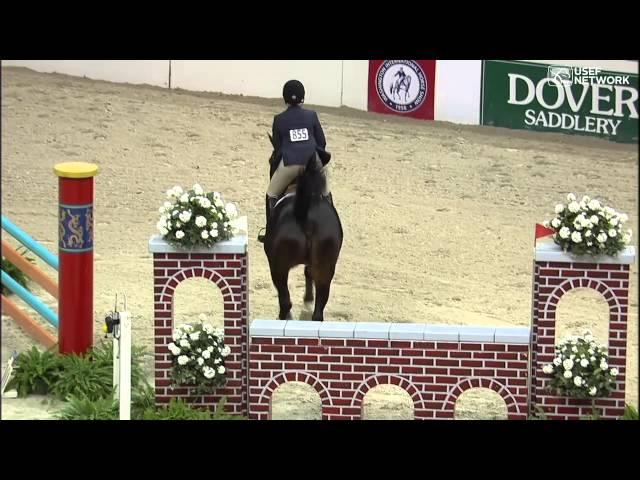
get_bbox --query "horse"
[390,74,412,102]
[264,136,343,322]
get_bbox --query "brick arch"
[443,378,520,417]
[159,267,238,306]
[543,278,621,318]
[351,375,424,412]
[257,371,332,415]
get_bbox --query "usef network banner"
[481,60,638,143]
[368,60,436,120]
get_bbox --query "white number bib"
[289,128,309,142]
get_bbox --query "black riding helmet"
[283,79,305,105]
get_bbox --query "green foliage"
[55,395,119,420]
[5,341,151,402]
[140,397,246,420]
[51,352,114,401]
[1,247,35,295]
[5,346,61,396]
[620,404,638,420]
[142,398,215,420]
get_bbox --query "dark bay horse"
[264,137,343,321]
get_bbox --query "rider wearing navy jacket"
[258,79,332,242]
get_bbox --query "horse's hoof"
[285,312,293,320]
[303,296,314,305]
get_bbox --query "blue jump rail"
[1,215,59,270]
[1,270,59,327]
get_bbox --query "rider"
[258,79,332,243]
[395,67,407,82]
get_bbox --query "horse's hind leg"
[310,263,335,322]
[270,265,293,320]
[303,265,314,304]
[312,282,331,322]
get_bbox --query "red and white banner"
[368,60,436,120]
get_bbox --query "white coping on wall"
[535,242,636,265]
[250,320,531,344]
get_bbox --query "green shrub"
[5,346,61,396]
[620,404,638,420]
[55,395,119,420]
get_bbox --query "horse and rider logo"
[376,60,427,113]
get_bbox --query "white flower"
[610,217,619,226]
[217,366,225,374]
[589,386,597,396]
[203,367,215,379]
[600,361,608,370]
[603,206,615,219]
[551,218,561,228]
[567,193,576,202]
[168,343,181,356]
[587,241,593,246]
[563,370,573,379]
[574,376,583,387]
[559,227,571,239]
[608,229,617,237]
[175,230,185,239]
[554,204,565,214]
[597,233,607,243]
[568,201,580,213]
[209,229,218,238]
[623,233,631,244]
[177,355,189,365]
[588,199,601,210]
[590,356,596,363]
[571,346,577,353]
[590,215,599,225]
[579,359,589,367]
[585,230,592,238]
[215,198,224,208]
[202,350,211,359]
[225,203,238,218]
[222,346,231,357]
[189,331,200,341]
[610,368,618,376]
[179,339,190,348]
[178,211,189,223]
[563,358,574,370]
[543,364,554,374]
[201,230,209,239]
[193,184,204,196]
[214,358,221,364]
[163,201,172,210]
[179,192,190,203]
[195,215,207,227]
[553,357,562,366]
[197,357,204,366]
[571,231,582,243]
[619,213,628,223]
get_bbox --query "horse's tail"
[294,155,325,225]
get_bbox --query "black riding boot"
[257,195,277,243]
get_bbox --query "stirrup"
[257,227,266,243]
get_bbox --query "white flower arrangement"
[544,193,632,256]
[542,330,618,398]
[168,314,232,394]
[157,184,240,248]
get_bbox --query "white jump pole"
[118,310,131,420]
